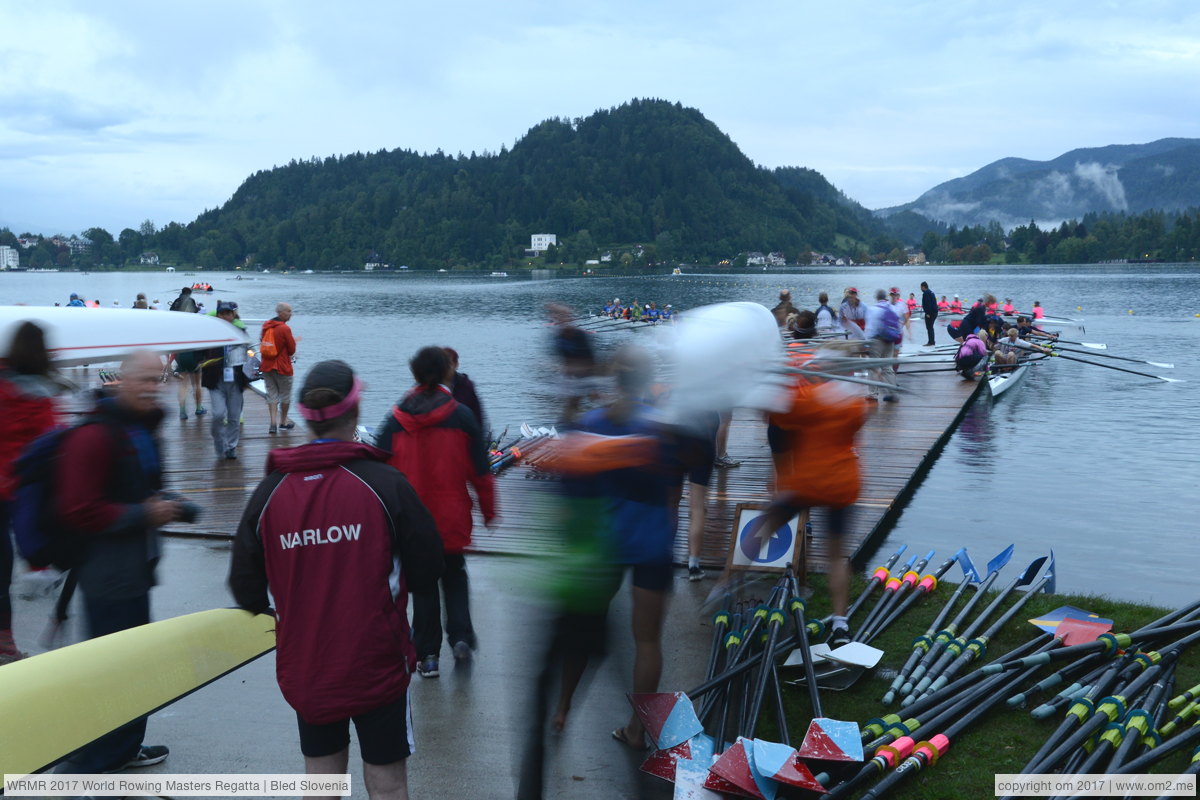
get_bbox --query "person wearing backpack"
[259,302,298,435]
[0,322,61,664]
[863,289,900,402]
[54,351,186,772]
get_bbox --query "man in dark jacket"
[56,351,186,772]
[229,360,442,797]
[920,281,938,346]
[168,287,198,313]
[200,302,250,459]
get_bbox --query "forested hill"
[191,99,887,269]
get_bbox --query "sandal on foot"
[611,727,650,751]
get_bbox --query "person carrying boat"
[375,346,497,678]
[814,292,839,334]
[953,331,990,379]
[921,281,939,346]
[839,288,866,339]
[229,359,443,799]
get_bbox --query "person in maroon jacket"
[57,351,185,772]
[375,346,497,678]
[229,360,442,799]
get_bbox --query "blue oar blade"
[1043,550,1056,594]
[921,549,936,565]
[956,548,977,582]
[902,553,917,570]
[985,544,1015,579]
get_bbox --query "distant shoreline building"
[529,233,557,254]
[0,245,18,270]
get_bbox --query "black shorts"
[631,563,674,592]
[296,691,413,765]
[687,440,716,487]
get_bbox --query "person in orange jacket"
[760,375,871,647]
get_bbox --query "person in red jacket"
[260,302,298,434]
[375,346,497,678]
[229,360,442,798]
[0,322,60,664]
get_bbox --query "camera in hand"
[160,492,202,524]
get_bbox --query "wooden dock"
[137,365,983,577]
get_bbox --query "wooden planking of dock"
[149,364,983,578]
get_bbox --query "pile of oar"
[488,422,557,474]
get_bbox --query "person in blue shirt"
[67,293,86,307]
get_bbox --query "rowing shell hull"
[1,306,249,366]
[0,609,275,775]
[988,363,1031,398]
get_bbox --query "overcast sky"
[3,0,1198,235]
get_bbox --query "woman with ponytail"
[375,346,497,678]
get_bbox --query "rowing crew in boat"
[600,298,675,322]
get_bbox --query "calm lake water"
[3,266,1198,607]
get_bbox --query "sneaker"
[195,406,207,416]
[268,425,278,435]
[827,628,852,649]
[688,565,706,582]
[713,455,741,469]
[417,656,440,678]
[179,409,188,420]
[280,420,296,430]
[452,641,473,662]
[121,744,169,769]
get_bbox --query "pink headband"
[299,377,364,422]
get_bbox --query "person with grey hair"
[260,302,298,435]
[55,351,187,772]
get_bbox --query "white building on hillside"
[530,233,557,254]
[0,245,18,270]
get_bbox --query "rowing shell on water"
[987,361,1032,398]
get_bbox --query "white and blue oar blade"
[985,544,1015,579]
[519,422,535,438]
[953,547,974,580]
[1043,550,1056,594]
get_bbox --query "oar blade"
[1042,550,1056,594]
[1057,617,1113,646]
[797,718,864,762]
[809,642,884,669]
[1016,556,1049,587]
[1148,361,1174,369]
[985,544,1015,578]
[958,547,979,582]
[1160,376,1186,383]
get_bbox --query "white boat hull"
[987,362,1031,397]
[1,306,249,367]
